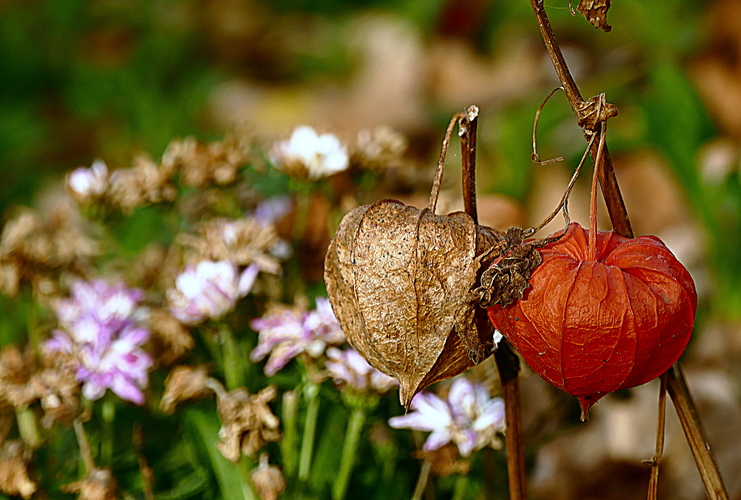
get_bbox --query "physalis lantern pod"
[324,199,501,408]
[487,223,697,419]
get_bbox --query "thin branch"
[460,105,480,223]
[646,372,668,500]
[429,112,465,214]
[667,365,729,499]
[459,103,528,499]
[529,1,729,498]
[529,0,632,239]
[532,87,565,165]
[494,340,528,500]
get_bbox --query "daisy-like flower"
[45,280,152,404]
[66,159,109,203]
[388,378,506,457]
[250,298,345,376]
[168,260,259,325]
[326,347,397,394]
[269,126,349,180]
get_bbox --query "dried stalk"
[667,365,729,499]
[529,0,729,497]
[459,105,528,499]
[646,372,667,500]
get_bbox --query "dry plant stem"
[667,365,729,499]
[458,103,528,499]
[459,105,479,222]
[494,341,528,500]
[529,1,729,496]
[646,372,668,500]
[529,0,632,239]
[73,419,95,473]
[532,87,565,165]
[429,112,464,214]
[588,122,607,262]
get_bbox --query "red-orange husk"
[488,223,697,419]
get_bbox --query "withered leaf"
[577,0,612,32]
[324,199,501,407]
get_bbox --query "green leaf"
[184,408,252,500]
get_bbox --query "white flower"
[326,347,398,394]
[388,378,506,457]
[67,160,109,203]
[269,126,349,179]
[168,261,259,325]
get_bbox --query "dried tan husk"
[325,198,501,407]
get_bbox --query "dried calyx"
[325,112,503,408]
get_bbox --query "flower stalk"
[332,407,366,500]
[298,380,320,482]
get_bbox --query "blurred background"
[2,0,741,498]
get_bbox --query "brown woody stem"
[667,365,729,499]
[459,105,479,224]
[459,104,528,499]
[530,1,728,497]
[529,0,632,239]
[495,341,528,500]
[646,372,668,500]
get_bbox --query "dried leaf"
[577,0,612,32]
[324,199,500,407]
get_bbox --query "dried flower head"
[412,444,471,477]
[0,440,37,499]
[269,126,349,180]
[250,453,286,500]
[0,204,99,298]
[146,308,195,365]
[160,365,210,414]
[161,134,250,187]
[107,154,177,211]
[45,280,153,405]
[62,468,117,500]
[388,378,506,457]
[167,260,259,325]
[212,383,281,462]
[0,345,37,408]
[250,298,345,376]
[67,160,109,204]
[35,350,83,427]
[325,347,398,394]
[352,126,408,172]
[177,217,282,274]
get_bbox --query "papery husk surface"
[487,223,697,418]
[325,199,500,407]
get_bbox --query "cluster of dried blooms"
[0,345,81,428]
[0,202,98,299]
[67,133,251,212]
